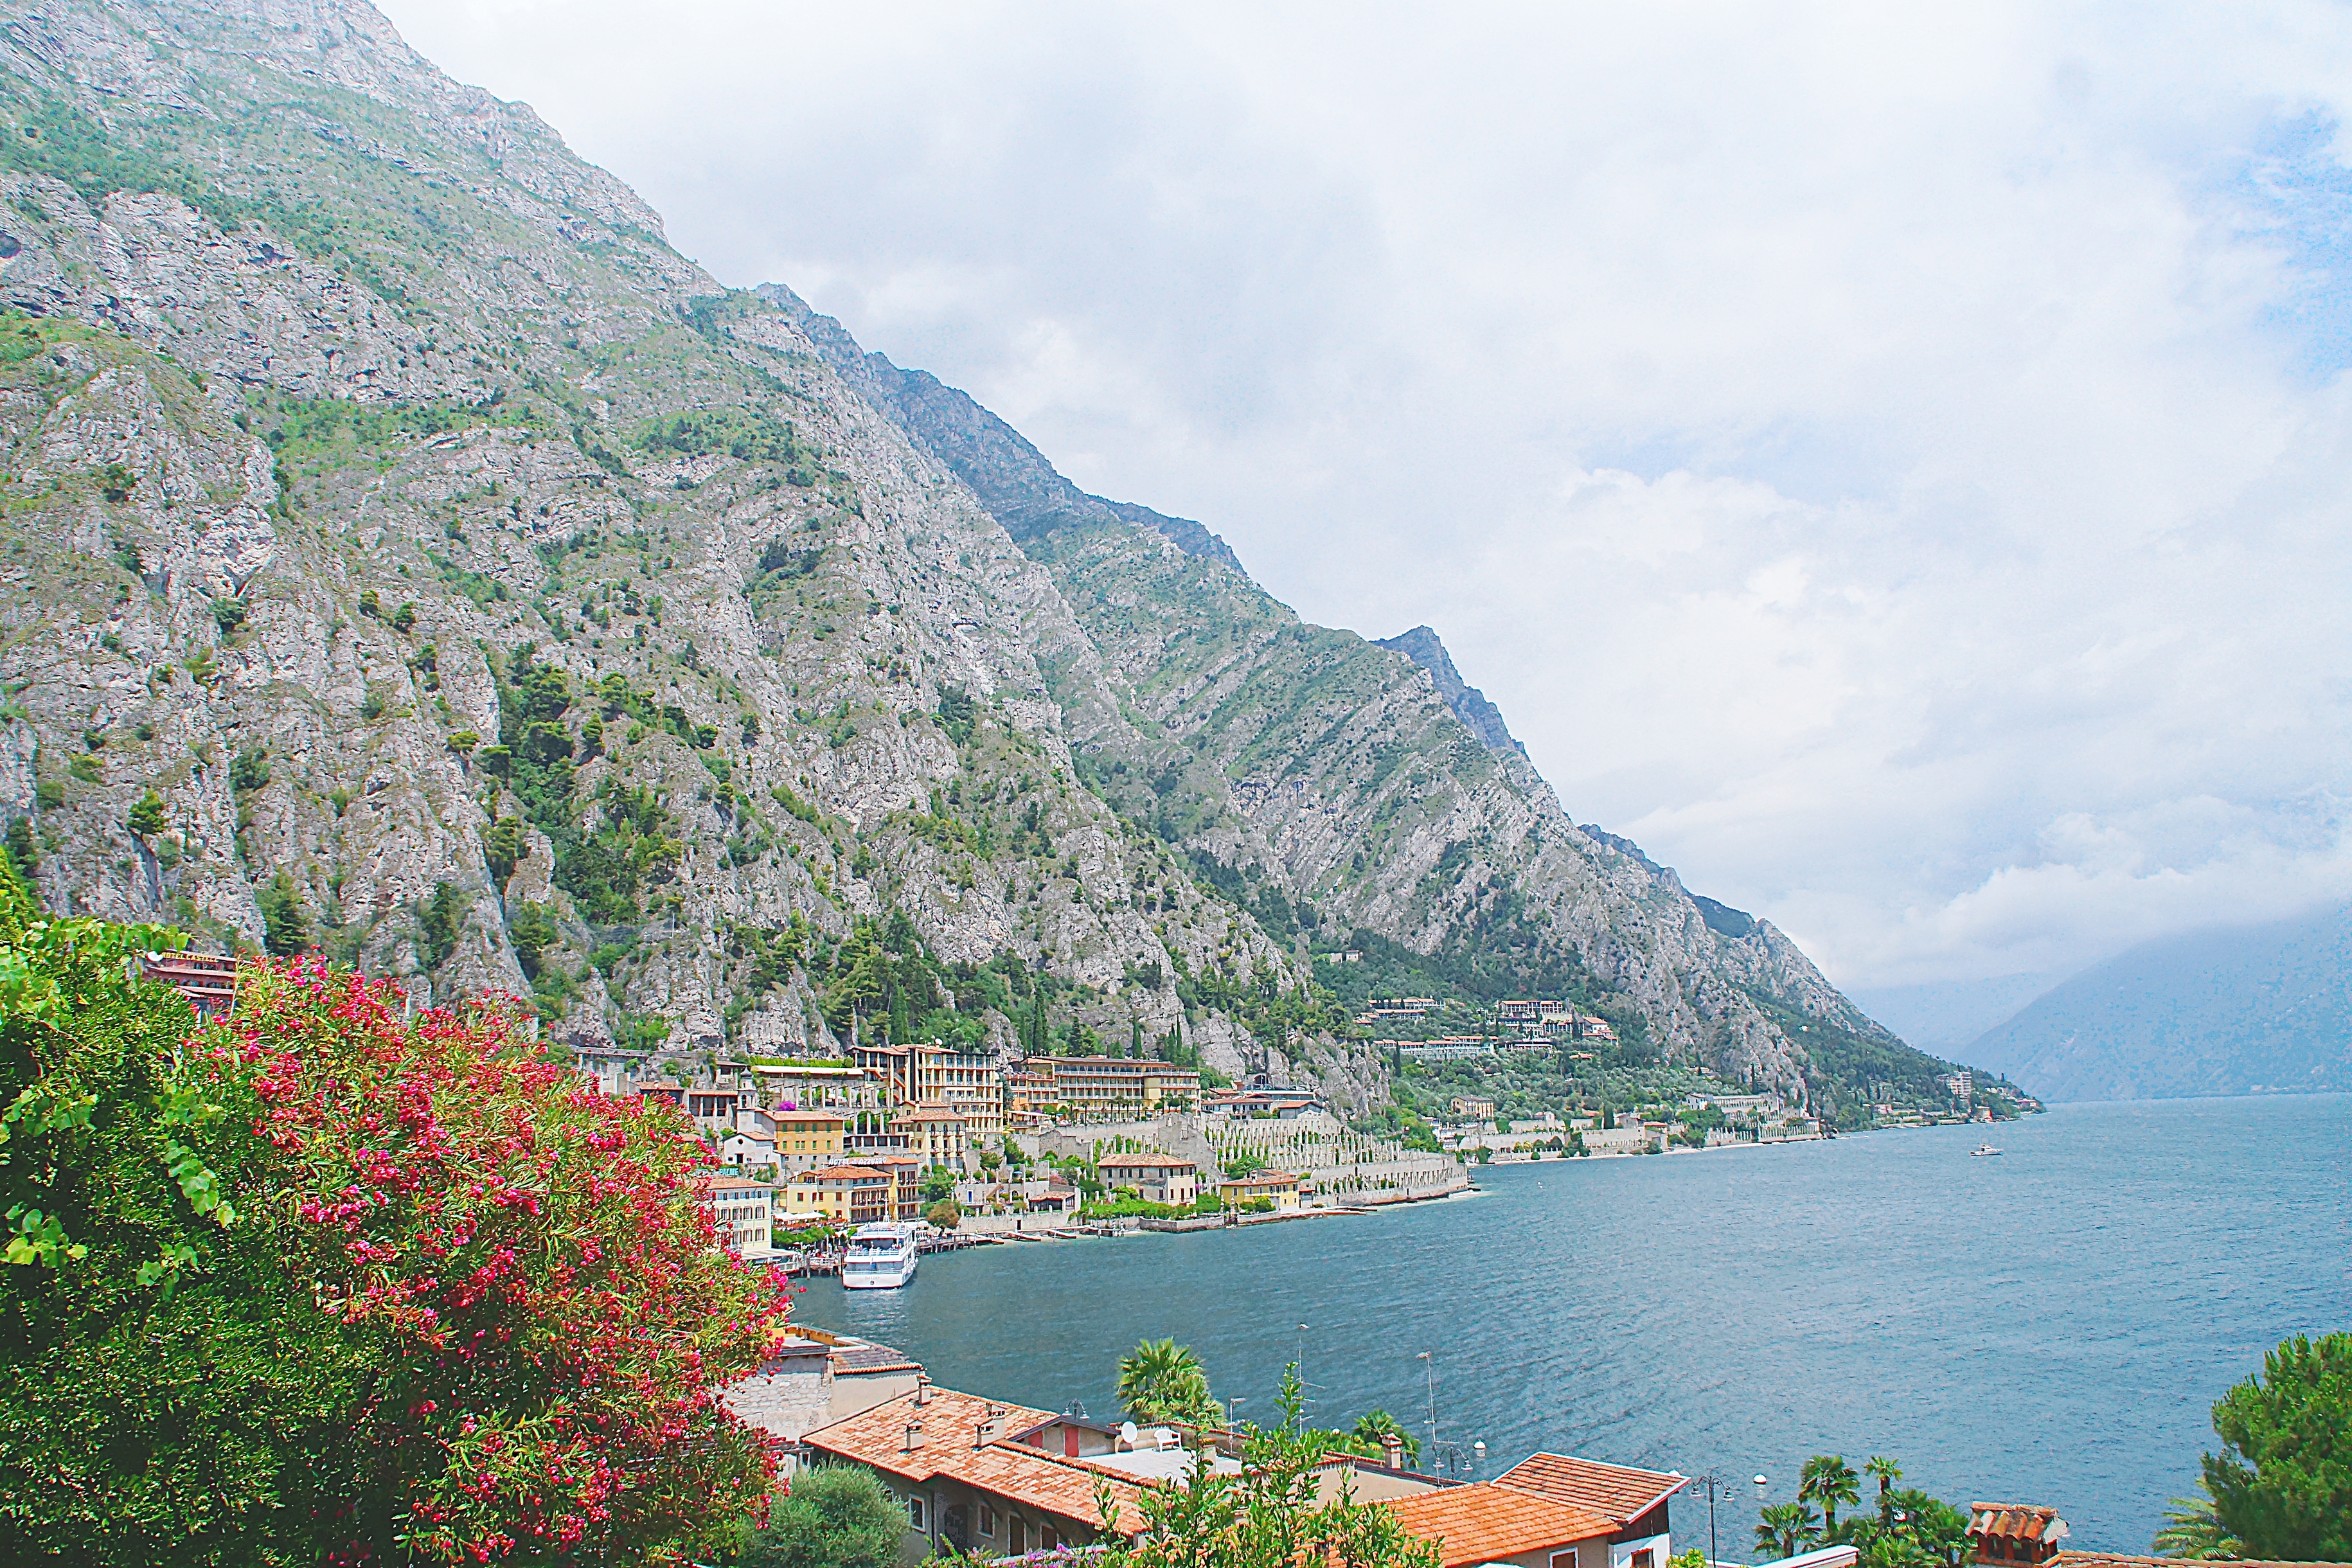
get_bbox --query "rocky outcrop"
[1372,625,1524,757]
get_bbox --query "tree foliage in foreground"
[1118,1337,1220,1427]
[1753,1454,1966,1568]
[737,1464,903,1568]
[1102,1368,1441,1568]
[2201,1332,2352,1562]
[0,920,788,1565]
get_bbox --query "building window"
[1553,1553,1578,1568]
[1633,1551,1655,1568]
[1042,1526,1060,1549]
[907,1497,927,1531]
[1010,1517,1027,1554]
[979,1506,996,1538]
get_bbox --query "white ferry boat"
[841,1222,919,1290]
[1970,1143,2003,1157]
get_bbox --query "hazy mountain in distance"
[1847,972,2058,1053]
[1963,905,2351,1101]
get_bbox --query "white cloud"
[379,0,2352,988]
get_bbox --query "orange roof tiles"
[1387,1481,1615,1567]
[803,1387,1152,1536]
[803,1164,891,1181]
[1972,1506,2068,1543]
[1494,1454,1686,1525]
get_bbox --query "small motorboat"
[1970,1143,2002,1157]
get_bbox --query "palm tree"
[1801,1455,1863,1537]
[1117,1338,1217,1426]
[1352,1408,1421,1465]
[1866,1457,1903,1521]
[1756,1502,1822,1560]
[2152,1481,2243,1560]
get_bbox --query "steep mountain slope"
[1964,905,2351,1101]
[762,289,1910,1099]
[0,0,1948,1114]
[0,0,1362,1090]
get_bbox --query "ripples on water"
[795,1094,2349,1553]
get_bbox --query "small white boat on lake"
[842,1222,919,1289]
[1971,1143,2003,1157]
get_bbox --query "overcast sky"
[383,0,2352,992]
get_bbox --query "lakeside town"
[540,977,2041,1266]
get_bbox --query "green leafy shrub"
[125,791,166,840]
[634,407,806,466]
[257,870,308,956]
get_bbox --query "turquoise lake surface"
[793,1094,2349,1555]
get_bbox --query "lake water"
[792,1095,2349,1555]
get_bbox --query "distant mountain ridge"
[1964,905,2351,1101]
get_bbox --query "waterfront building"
[1217,1170,1303,1211]
[802,1385,1150,1558]
[718,1132,780,1179]
[1450,1095,1498,1119]
[139,950,238,1019]
[1488,1454,1682,1568]
[1096,1152,1199,1207]
[1022,1177,1080,1215]
[636,1084,684,1109]
[787,1164,893,1225]
[684,1089,739,1136]
[737,1060,887,1114]
[899,1105,971,1172]
[862,1154,926,1222]
[706,1173,774,1255]
[569,1043,650,1095]
[1020,1056,1203,1121]
[1005,1069,1055,1130]
[726,1330,924,1477]
[762,1105,846,1175]
[855,1042,1005,1138]
[803,1376,1686,1568]
[1207,1087,1326,1118]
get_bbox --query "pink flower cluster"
[202,958,789,1563]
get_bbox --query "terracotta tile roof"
[804,1164,891,1181]
[803,1387,1150,1536]
[902,1106,969,1122]
[1971,1505,2068,1543]
[829,1341,922,1375]
[1387,1481,1615,1567]
[1100,1154,1195,1170]
[1493,1454,1686,1525]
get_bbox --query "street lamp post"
[1689,1472,1725,1567]
[1418,1353,1432,1450]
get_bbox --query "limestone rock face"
[0,0,1898,1107]
[0,0,1314,1074]
[764,296,1911,1096]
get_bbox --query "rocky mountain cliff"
[0,0,1905,1105]
[762,290,1902,1098]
